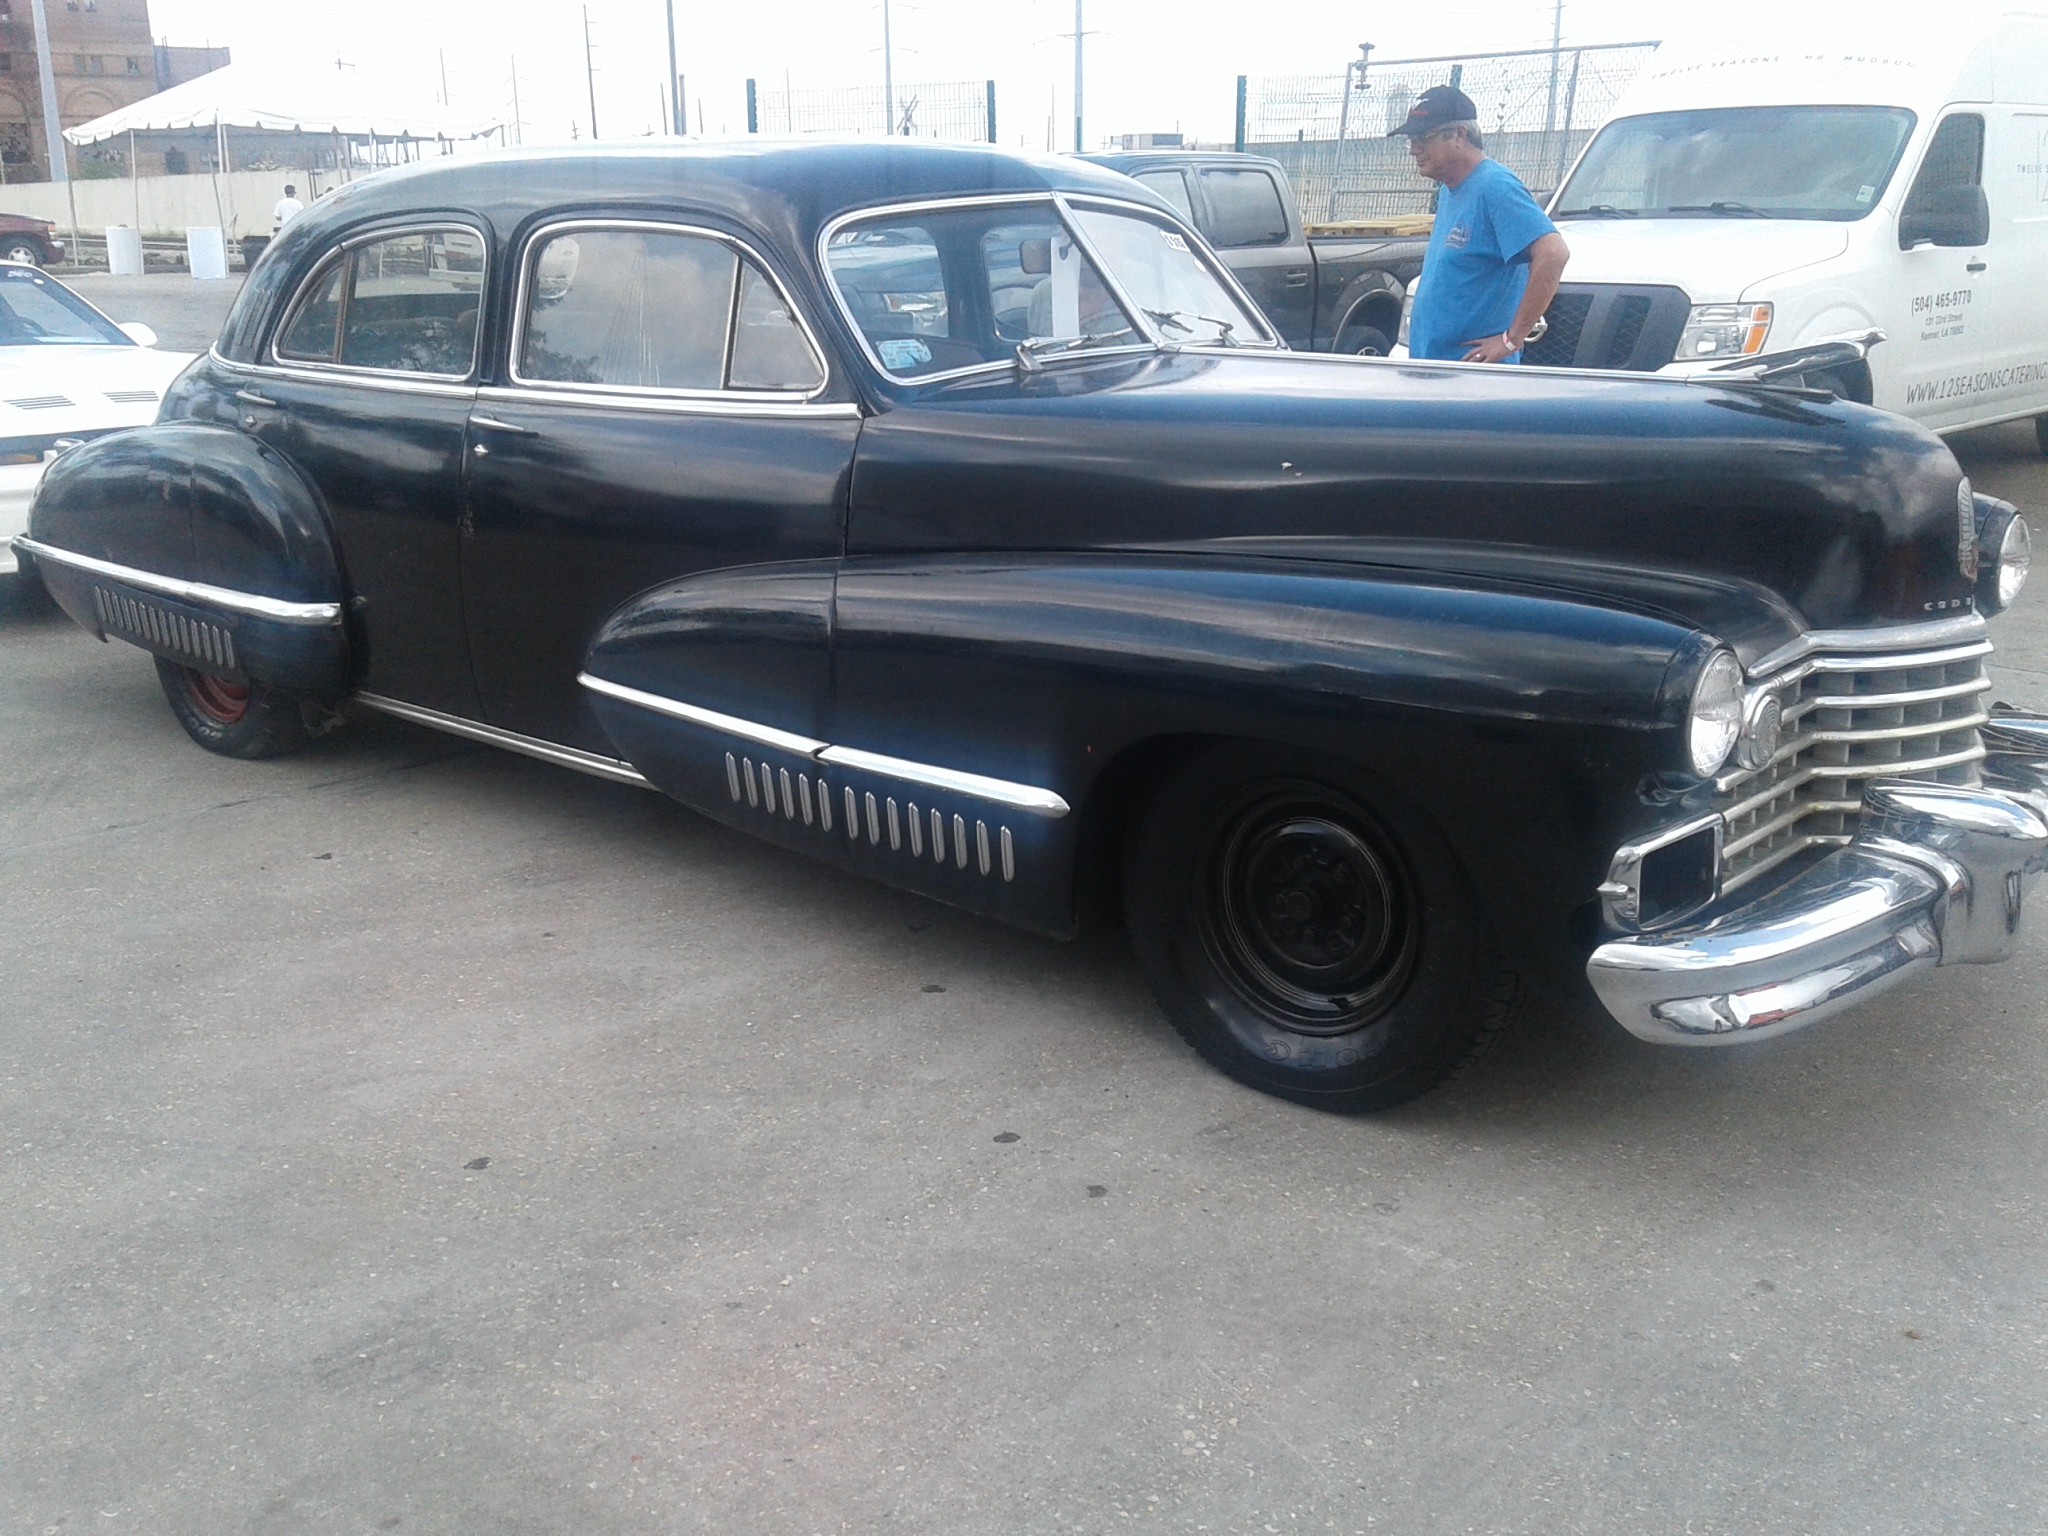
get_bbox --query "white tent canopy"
[64,61,503,146]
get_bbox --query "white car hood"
[0,343,197,440]
[1551,219,1852,302]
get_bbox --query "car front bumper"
[1588,720,2048,1046]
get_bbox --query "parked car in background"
[0,262,194,587]
[1530,12,2048,449]
[16,142,2048,1114]
[1084,150,1425,355]
[0,214,65,269]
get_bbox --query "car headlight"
[1676,303,1772,361]
[1975,502,2032,613]
[1687,648,1745,777]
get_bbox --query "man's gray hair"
[1450,120,1485,151]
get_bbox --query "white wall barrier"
[0,168,359,244]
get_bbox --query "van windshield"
[1554,106,1917,221]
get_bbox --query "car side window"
[1135,170,1195,223]
[1199,169,1289,248]
[518,226,823,394]
[273,227,485,377]
[1902,113,1985,213]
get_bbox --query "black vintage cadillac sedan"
[18,141,2048,1111]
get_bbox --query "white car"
[1,262,196,580]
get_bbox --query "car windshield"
[823,197,1266,380]
[1554,106,1918,222]
[0,265,128,345]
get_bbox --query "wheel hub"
[185,668,251,725]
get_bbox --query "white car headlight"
[1676,303,1772,361]
[1687,648,1745,777]
[1996,515,2032,609]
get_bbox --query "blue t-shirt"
[1407,158,1556,363]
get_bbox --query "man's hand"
[1461,332,1520,364]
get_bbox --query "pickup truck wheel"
[1341,325,1393,358]
[0,239,42,268]
[155,657,315,759]
[1126,742,1513,1112]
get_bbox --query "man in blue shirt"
[1390,86,1570,363]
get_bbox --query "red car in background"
[0,215,64,268]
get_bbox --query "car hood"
[1546,218,1853,302]
[0,345,197,439]
[849,349,1972,665]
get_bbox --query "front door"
[1888,112,1993,431]
[1197,165,1314,347]
[459,218,858,754]
[243,222,489,716]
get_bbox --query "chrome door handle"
[470,414,537,436]
[235,389,277,407]
[1283,269,1311,288]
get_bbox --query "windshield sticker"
[1160,230,1189,252]
[1856,185,1876,203]
[877,337,933,371]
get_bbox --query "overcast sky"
[146,0,1945,149]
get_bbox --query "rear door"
[459,217,858,754]
[1196,165,1314,346]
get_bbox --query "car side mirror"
[118,321,158,347]
[1019,238,1051,275]
[1899,184,1989,249]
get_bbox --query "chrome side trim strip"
[1747,616,1989,678]
[814,744,1071,817]
[577,671,1072,817]
[212,349,479,401]
[354,693,653,788]
[576,672,827,756]
[16,537,342,625]
[474,383,862,421]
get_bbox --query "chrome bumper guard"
[1588,716,2048,1046]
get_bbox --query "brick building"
[0,0,227,181]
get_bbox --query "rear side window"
[516,225,824,394]
[1200,169,1289,248]
[274,227,486,377]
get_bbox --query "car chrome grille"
[93,584,237,671]
[1712,632,1992,894]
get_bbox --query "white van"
[1532,8,2048,446]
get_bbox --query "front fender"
[26,422,349,697]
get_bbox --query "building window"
[86,55,106,76]
[126,56,141,75]
[74,57,90,74]
[0,55,11,74]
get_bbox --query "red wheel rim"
[184,668,251,725]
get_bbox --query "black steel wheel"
[1126,741,1514,1112]
[155,657,316,759]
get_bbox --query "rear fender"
[25,422,349,697]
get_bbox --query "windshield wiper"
[1666,201,1775,219]
[1014,332,1123,373]
[1144,308,1241,346]
[1554,204,1640,219]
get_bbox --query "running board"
[353,693,653,789]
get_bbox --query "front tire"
[155,658,315,759]
[0,240,42,268]
[1126,742,1513,1112]
[1340,324,1393,358]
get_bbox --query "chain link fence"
[747,79,997,143]
[1244,43,1659,223]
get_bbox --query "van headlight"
[1676,303,1772,360]
[1396,289,1412,348]
[1687,648,1745,777]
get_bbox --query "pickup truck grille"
[1712,631,1993,894]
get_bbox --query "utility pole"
[882,0,895,136]
[27,0,77,250]
[665,0,682,138]
[510,56,523,144]
[1543,0,1564,135]
[583,6,601,142]
[1072,0,1083,152]
[438,49,449,107]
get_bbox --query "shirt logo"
[1445,223,1471,250]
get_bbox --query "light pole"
[583,6,601,141]
[1072,0,1083,152]
[666,0,682,137]
[882,0,896,136]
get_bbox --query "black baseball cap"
[1388,85,1479,137]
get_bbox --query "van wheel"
[1341,324,1393,358]
[1124,741,1515,1113]
[2036,415,2047,457]
[155,657,315,759]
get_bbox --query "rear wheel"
[0,239,42,268]
[1125,741,1514,1113]
[155,657,315,759]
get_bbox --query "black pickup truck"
[1083,151,1424,355]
